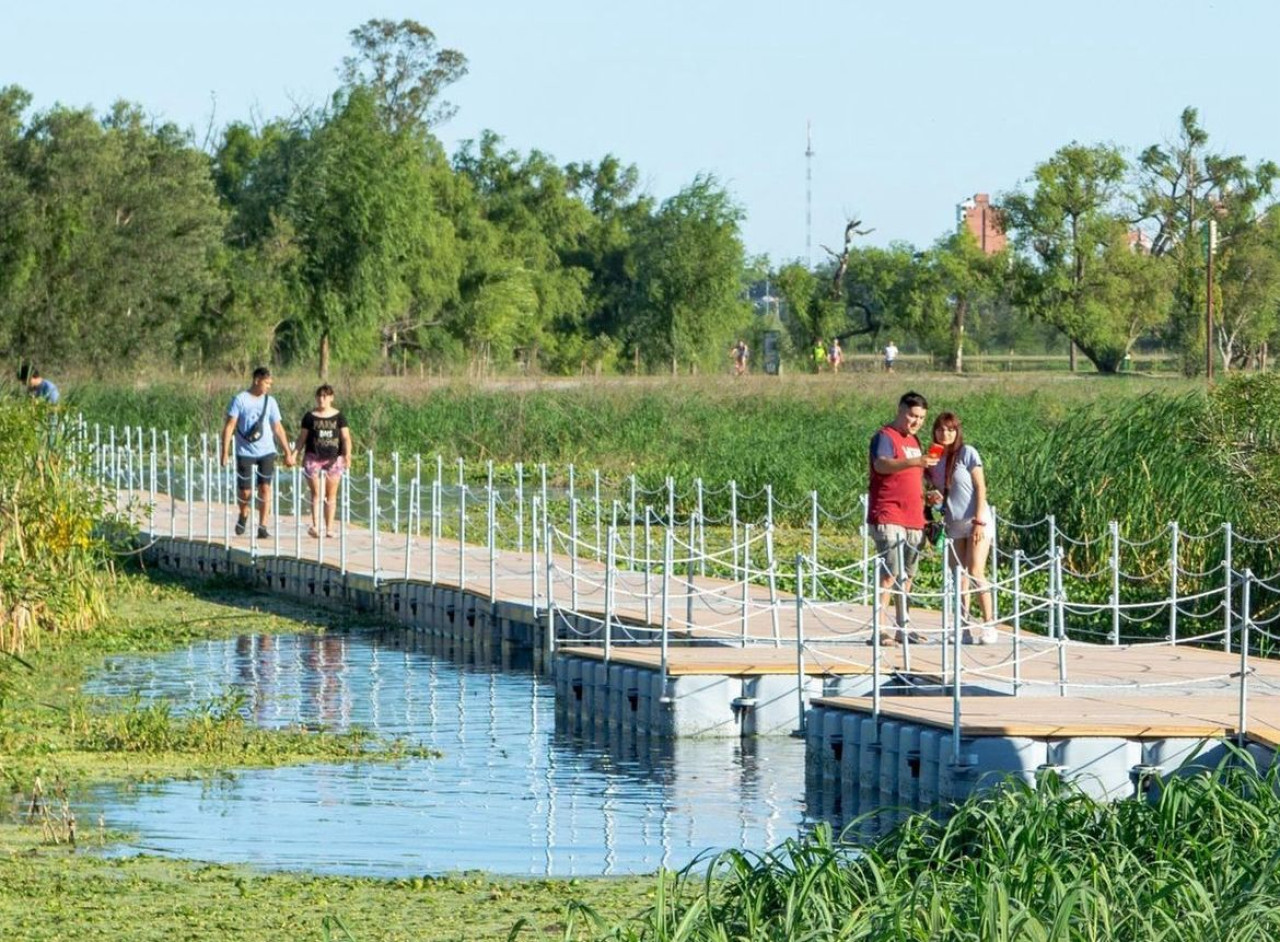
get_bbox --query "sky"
[4,1,1280,266]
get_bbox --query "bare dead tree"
[817,218,878,341]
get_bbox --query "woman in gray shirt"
[925,412,995,642]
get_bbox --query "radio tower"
[805,120,814,269]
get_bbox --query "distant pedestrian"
[294,384,353,538]
[730,339,750,376]
[883,341,898,373]
[220,366,295,540]
[813,339,827,373]
[828,338,843,373]
[17,364,59,404]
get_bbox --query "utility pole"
[805,120,814,269]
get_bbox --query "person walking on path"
[926,412,996,642]
[813,339,827,373]
[17,364,59,403]
[883,340,898,373]
[220,366,294,539]
[294,384,353,538]
[867,390,938,641]
[828,338,843,373]
[730,339,750,376]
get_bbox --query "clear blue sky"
[5,1,1278,265]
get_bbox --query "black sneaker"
[234,517,248,537]
[257,526,270,540]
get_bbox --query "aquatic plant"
[0,404,122,652]
[588,760,1280,941]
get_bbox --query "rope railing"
[82,417,1280,739]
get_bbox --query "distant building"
[1126,228,1153,254]
[956,193,1007,255]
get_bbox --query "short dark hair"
[899,390,928,411]
[252,366,271,383]
[315,384,335,398]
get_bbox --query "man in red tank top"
[868,391,938,640]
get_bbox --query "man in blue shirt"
[220,366,296,539]
[17,365,59,403]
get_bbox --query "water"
[83,630,809,877]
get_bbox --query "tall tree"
[631,175,748,374]
[905,230,1006,373]
[340,19,468,133]
[2,101,223,369]
[290,87,450,377]
[1135,107,1278,373]
[1004,143,1164,372]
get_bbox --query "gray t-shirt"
[927,444,985,523]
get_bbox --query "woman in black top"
[293,385,352,538]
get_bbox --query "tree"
[1,100,223,369]
[1003,143,1163,372]
[290,87,454,377]
[340,19,468,133]
[451,133,596,374]
[905,230,1007,373]
[1214,209,1280,370]
[631,175,748,374]
[1135,107,1278,373]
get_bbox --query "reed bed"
[574,762,1280,942]
[0,403,121,653]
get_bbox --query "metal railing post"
[740,523,752,644]
[1013,550,1023,694]
[1239,569,1252,742]
[810,490,819,598]
[1168,521,1179,645]
[795,554,807,733]
[603,525,615,662]
[951,563,964,762]
[392,452,401,535]
[1223,523,1234,653]
[1110,520,1121,645]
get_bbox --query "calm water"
[83,630,809,877]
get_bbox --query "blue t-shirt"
[227,392,282,459]
[30,379,59,403]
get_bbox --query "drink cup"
[928,443,945,459]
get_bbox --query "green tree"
[1215,209,1280,370]
[1135,107,1278,374]
[1004,143,1163,372]
[339,19,468,133]
[631,175,748,374]
[452,133,595,374]
[903,230,1007,373]
[290,87,453,377]
[3,101,223,369]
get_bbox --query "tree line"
[0,19,1275,378]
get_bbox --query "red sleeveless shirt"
[867,424,925,528]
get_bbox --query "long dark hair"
[931,412,964,492]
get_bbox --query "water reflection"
[84,629,808,877]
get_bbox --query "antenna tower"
[805,120,814,269]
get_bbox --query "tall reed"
[0,404,119,652]
[588,761,1280,941]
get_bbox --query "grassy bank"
[0,822,653,941]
